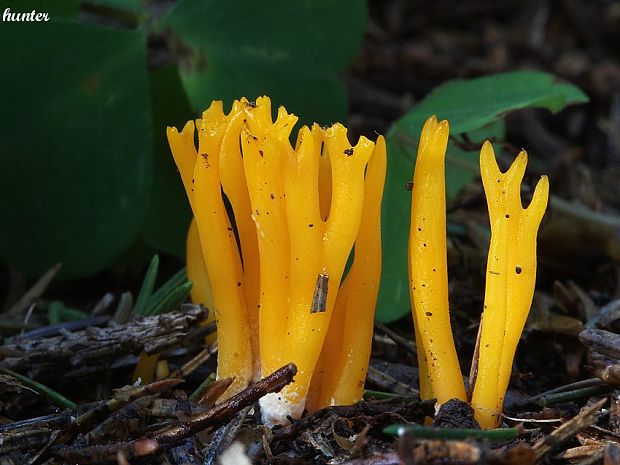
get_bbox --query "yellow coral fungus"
[167,97,384,424]
[409,116,467,404]
[471,142,549,428]
[407,118,548,428]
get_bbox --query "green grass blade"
[363,389,402,400]
[134,255,159,316]
[147,281,192,316]
[47,301,62,325]
[189,372,216,402]
[147,267,188,311]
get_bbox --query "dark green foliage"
[160,0,367,125]
[0,0,367,278]
[142,65,194,256]
[0,20,151,279]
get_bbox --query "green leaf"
[377,71,588,322]
[160,0,367,125]
[390,70,588,141]
[0,21,151,279]
[142,65,193,256]
[179,61,348,127]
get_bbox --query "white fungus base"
[259,391,305,427]
[218,442,251,465]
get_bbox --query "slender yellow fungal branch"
[312,135,387,409]
[167,120,197,199]
[279,125,324,413]
[470,143,518,427]
[242,106,296,381]
[219,101,261,378]
[498,174,548,399]
[156,360,170,379]
[471,142,549,428]
[192,105,253,397]
[186,218,214,313]
[409,116,467,405]
[167,102,254,398]
[414,323,433,401]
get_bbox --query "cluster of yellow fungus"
[167,97,386,425]
[409,116,549,428]
[166,95,547,430]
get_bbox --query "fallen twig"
[54,438,159,464]
[0,427,51,455]
[58,378,183,444]
[197,377,234,407]
[6,263,62,317]
[366,365,419,397]
[167,342,217,380]
[374,322,417,356]
[341,451,400,465]
[0,307,207,381]
[203,406,251,465]
[532,398,607,462]
[153,363,297,445]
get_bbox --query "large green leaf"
[142,65,193,256]
[160,0,367,125]
[0,21,151,279]
[391,70,588,141]
[377,70,588,322]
